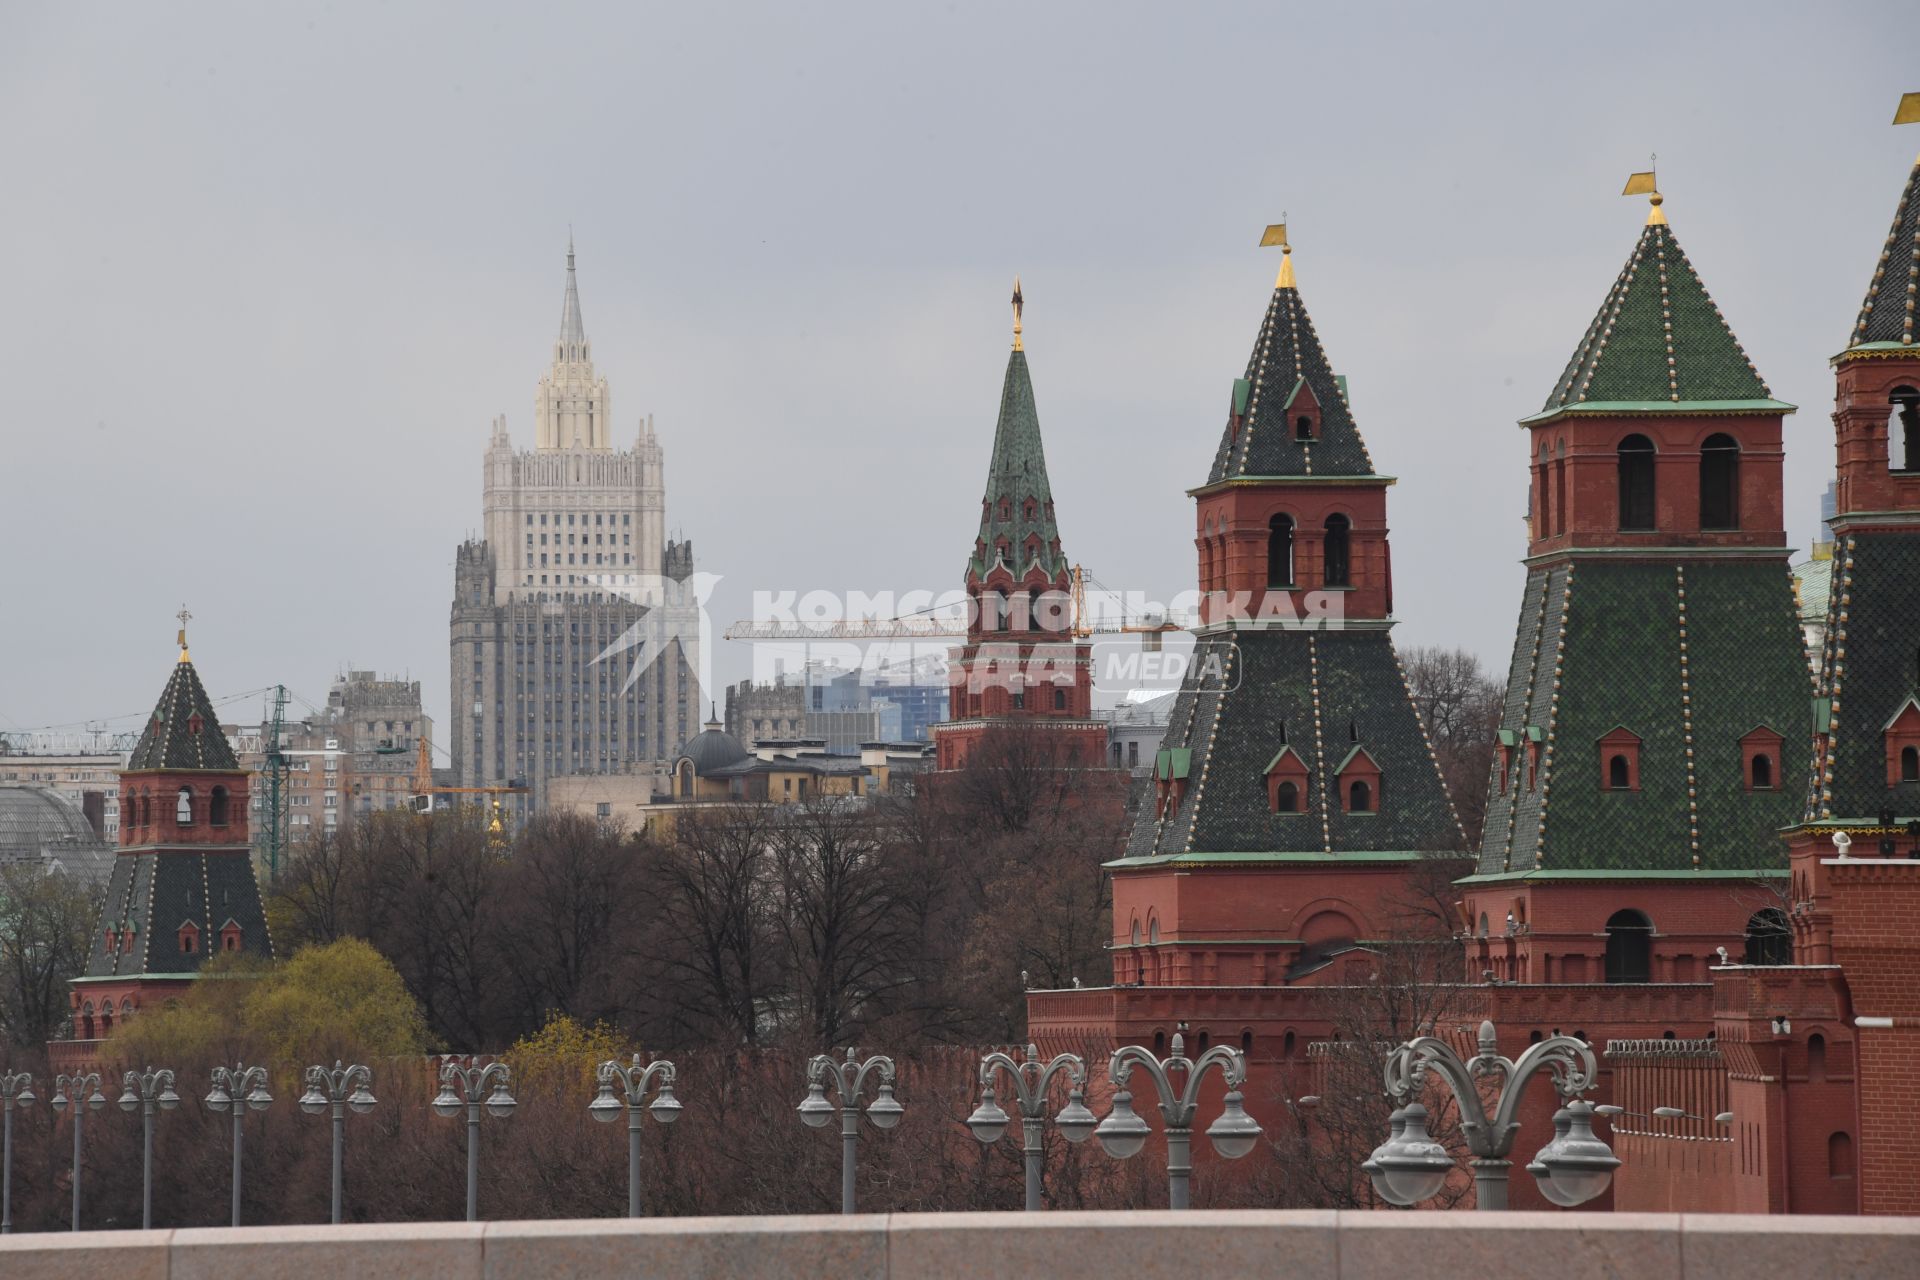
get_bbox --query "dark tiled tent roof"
[1533,215,1781,418]
[126,658,238,771]
[1122,629,1461,861]
[1807,531,1920,820]
[1207,264,1374,481]
[1477,559,1810,877]
[969,349,1069,580]
[1850,160,1920,349]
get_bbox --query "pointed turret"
[968,285,1066,581]
[558,235,588,353]
[932,282,1106,771]
[1849,156,1920,350]
[1209,241,1374,481]
[126,653,240,772]
[1531,199,1786,418]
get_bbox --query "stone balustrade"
[2,1210,1915,1279]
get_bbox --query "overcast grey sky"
[2,1,1915,737]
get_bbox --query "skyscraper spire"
[558,236,587,353]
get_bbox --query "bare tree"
[646,806,779,1046]
[1401,644,1504,849]
[497,811,651,1029]
[0,862,100,1045]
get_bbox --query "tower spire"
[176,604,191,663]
[1011,276,1024,352]
[558,236,587,351]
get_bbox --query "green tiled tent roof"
[1207,266,1375,481]
[1533,216,1779,419]
[1850,160,1920,349]
[1478,559,1810,876]
[968,348,1069,579]
[126,658,239,772]
[1807,531,1920,820]
[1123,629,1461,861]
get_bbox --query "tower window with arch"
[1617,434,1657,530]
[1267,514,1295,588]
[1699,433,1741,529]
[175,786,195,826]
[1536,441,1552,536]
[209,785,230,826]
[1322,514,1351,587]
[1603,908,1653,983]
[1890,386,1920,473]
[1554,438,1568,536]
[1295,414,1315,441]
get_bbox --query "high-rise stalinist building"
[450,243,699,809]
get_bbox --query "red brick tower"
[54,622,270,1066]
[1775,131,1920,1215]
[1463,184,1807,987]
[931,282,1107,772]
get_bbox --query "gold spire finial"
[175,605,192,663]
[1260,221,1294,288]
[1011,276,1024,352]
[1623,157,1664,224]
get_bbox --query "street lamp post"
[49,1072,104,1231]
[1092,1031,1263,1210]
[796,1047,903,1215]
[204,1064,272,1227]
[431,1058,515,1222]
[299,1061,377,1225]
[588,1055,683,1217]
[965,1043,1097,1211]
[118,1066,181,1229]
[1,1071,33,1234]
[1366,1020,1618,1210]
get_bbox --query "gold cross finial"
[176,605,192,662]
[1623,155,1664,224]
[1011,276,1024,352]
[1261,219,1294,288]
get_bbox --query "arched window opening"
[1808,1033,1828,1083]
[1743,908,1792,965]
[1829,1131,1854,1178]
[1902,745,1919,783]
[209,786,230,826]
[678,761,694,798]
[994,590,1011,632]
[1891,387,1920,472]
[1276,780,1299,813]
[1608,754,1631,790]
[1196,1031,1210,1053]
[1323,514,1351,587]
[1536,444,1551,537]
[1240,1029,1253,1054]
[1295,414,1315,441]
[1131,919,1142,946]
[1618,434,1656,531]
[1554,440,1568,536]
[1604,909,1653,983]
[1700,434,1740,529]
[1751,753,1773,789]
[1478,913,1489,938]
[81,1002,95,1040]
[1267,515,1295,587]
[1153,1030,1167,1055]
[175,787,194,826]
[1148,918,1160,944]
[1348,779,1373,812]
[1283,1030,1297,1059]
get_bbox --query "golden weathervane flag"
[1621,171,1658,197]
[1259,223,1288,248]
[1895,92,1920,126]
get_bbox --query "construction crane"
[259,686,291,881]
[724,565,1191,648]
[409,738,529,815]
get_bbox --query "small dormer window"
[1295,414,1315,440]
[187,713,204,736]
[1599,728,1642,792]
